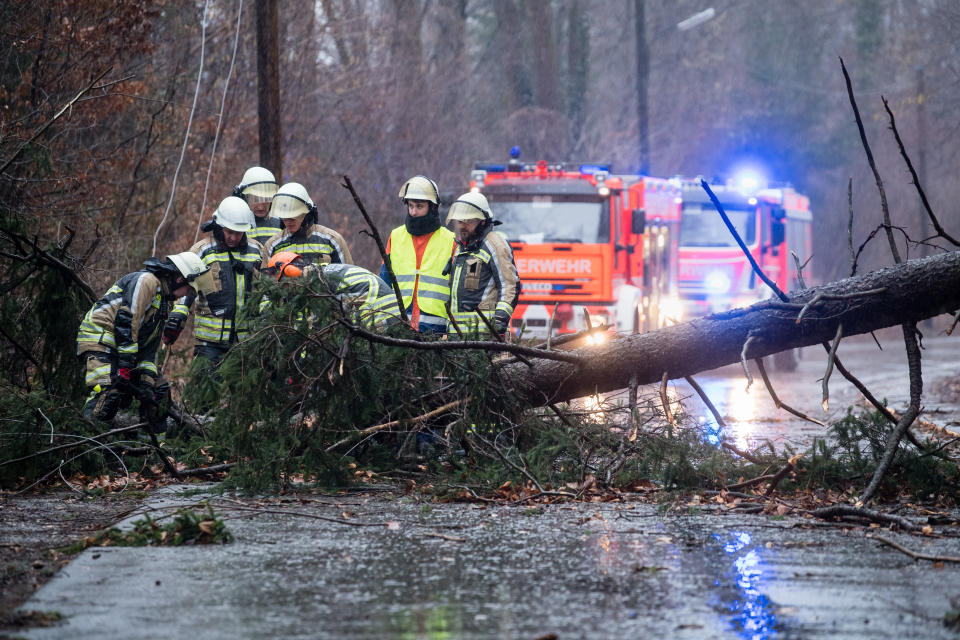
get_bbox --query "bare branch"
[0,67,112,176]
[336,318,583,365]
[871,534,960,564]
[701,179,789,301]
[847,177,856,274]
[839,58,901,263]
[341,175,410,324]
[882,97,960,247]
[659,371,675,427]
[755,358,825,427]
[859,323,922,504]
[822,323,843,412]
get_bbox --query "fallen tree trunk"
[513,251,960,405]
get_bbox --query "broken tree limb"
[871,534,960,564]
[341,175,409,325]
[507,251,960,406]
[754,359,825,427]
[764,453,803,497]
[809,504,919,531]
[822,323,843,412]
[859,323,923,504]
[659,372,675,427]
[326,400,461,453]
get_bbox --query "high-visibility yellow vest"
[388,226,455,320]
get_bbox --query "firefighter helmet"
[398,175,440,204]
[234,166,279,203]
[158,251,215,295]
[213,196,256,233]
[447,191,491,221]
[271,182,315,219]
[264,251,306,280]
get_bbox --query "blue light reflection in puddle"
[711,531,782,640]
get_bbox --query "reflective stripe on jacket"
[264,223,352,266]
[247,216,283,245]
[316,263,400,326]
[168,238,265,345]
[387,225,456,324]
[448,227,520,334]
[76,271,168,368]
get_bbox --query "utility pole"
[256,0,282,178]
[635,0,649,174]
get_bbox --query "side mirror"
[631,208,646,234]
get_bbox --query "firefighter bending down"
[163,196,266,367]
[76,252,215,429]
[445,192,520,337]
[381,176,456,333]
[264,251,401,327]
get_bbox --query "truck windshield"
[489,195,609,244]
[679,203,756,247]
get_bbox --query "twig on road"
[871,534,960,563]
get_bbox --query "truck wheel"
[773,349,798,372]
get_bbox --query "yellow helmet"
[398,175,440,204]
[447,191,491,222]
[235,166,279,202]
[270,182,314,219]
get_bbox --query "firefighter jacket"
[263,223,353,266]
[448,225,520,334]
[76,271,172,376]
[247,216,283,246]
[167,238,265,345]
[384,225,456,328]
[312,263,400,326]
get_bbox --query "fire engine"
[676,175,813,317]
[467,156,683,339]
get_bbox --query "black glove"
[163,315,185,345]
[493,310,511,336]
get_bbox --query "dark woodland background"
[3,0,956,290]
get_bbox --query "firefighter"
[76,252,214,429]
[446,192,520,337]
[264,251,400,327]
[263,182,353,266]
[233,166,281,245]
[163,196,266,367]
[381,176,456,333]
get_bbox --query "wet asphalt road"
[15,333,960,639]
[15,488,960,639]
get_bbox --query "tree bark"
[511,251,960,405]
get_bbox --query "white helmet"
[398,175,439,204]
[213,196,256,232]
[447,191,491,222]
[167,251,215,295]
[270,182,314,219]
[236,166,279,202]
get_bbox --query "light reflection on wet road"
[601,333,960,452]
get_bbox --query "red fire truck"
[676,177,813,318]
[467,159,683,339]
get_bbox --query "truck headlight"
[705,270,732,294]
